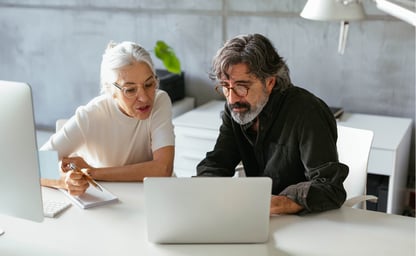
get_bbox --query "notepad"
[59,184,118,209]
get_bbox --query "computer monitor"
[0,80,44,235]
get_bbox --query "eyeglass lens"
[120,78,157,98]
[218,85,248,97]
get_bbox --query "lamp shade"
[301,0,366,21]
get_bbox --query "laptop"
[143,177,272,244]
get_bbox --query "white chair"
[337,125,378,209]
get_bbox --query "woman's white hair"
[100,41,155,95]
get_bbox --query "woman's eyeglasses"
[113,76,158,99]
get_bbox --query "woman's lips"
[137,105,150,113]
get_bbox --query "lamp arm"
[336,0,416,26]
[386,0,415,7]
[338,21,350,55]
[374,0,416,26]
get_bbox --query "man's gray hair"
[210,34,292,92]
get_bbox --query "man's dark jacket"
[197,86,349,214]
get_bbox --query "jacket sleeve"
[279,105,349,214]
[196,106,242,177]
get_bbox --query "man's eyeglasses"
[215,83,249,98]
[113,76,158,99]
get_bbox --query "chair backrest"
[337,125,374,208]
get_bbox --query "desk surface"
[0,182,415,256]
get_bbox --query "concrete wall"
[0,0,414,186]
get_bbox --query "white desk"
[173,100,413,214]
[0,182,414,256]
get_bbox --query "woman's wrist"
[86,167,97,179]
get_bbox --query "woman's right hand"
[64,169,90,196]
[41,169,89,196]
[60,156,92,196]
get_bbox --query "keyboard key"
[43,200,71,218]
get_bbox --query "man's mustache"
[228,102,250,110]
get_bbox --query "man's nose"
[226,88,240,104]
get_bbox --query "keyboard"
[43,200,71,218]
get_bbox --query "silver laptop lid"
[144,177,272,244]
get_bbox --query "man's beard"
[228,90,269,125]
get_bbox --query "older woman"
[41,41,174,195]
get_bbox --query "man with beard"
[196,34,349,215]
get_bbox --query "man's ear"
[266,77,276,94]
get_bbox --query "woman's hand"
[64,169,89,196]
[61,156,92,172]
[61,157,92,196]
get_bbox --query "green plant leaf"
[154,40,181,74]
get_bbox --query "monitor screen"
[0,80,44,235]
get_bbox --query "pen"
[68,163,103,192]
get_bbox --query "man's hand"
[270,195,304,215]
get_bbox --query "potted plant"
[154,40,181,74]
[153,41,185,103]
